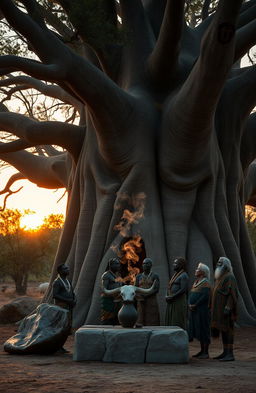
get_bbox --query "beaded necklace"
[58,275,71,292]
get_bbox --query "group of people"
[101,255,238,362]
[52,255,238,361]
[167,256,238,361]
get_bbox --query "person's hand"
[224,306,231,315]
[165,296,174,304]
[189,304,196,311]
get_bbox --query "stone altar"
[73,325,189,363]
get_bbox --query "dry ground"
[0,283,256,393]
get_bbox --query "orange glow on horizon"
[20,214,43,231]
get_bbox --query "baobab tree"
[0,0,255,327]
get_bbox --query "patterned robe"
[211,272,238,332]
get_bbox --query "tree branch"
[0,172,25,195]
[0,112,84,162]
[119,0,154,87]
[241,113,256,173]
[244,159,256,207]
[142,0,166,38]
[229,65,256,120]
[201,0,211,20]
[237,1,256,29]
[0,75,83,113]
[0,0,134,147]
[235,19,256,62]
[147,0,185,90]
[0,150,70,189]
[160,0,243,188]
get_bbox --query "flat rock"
[74,326,189,363]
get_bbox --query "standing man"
[52,263,76,352]
[211,257,238,361]
[165,257,189,330]
[188,263,211,359]
[101,257,122,325]
[135,258,160,326]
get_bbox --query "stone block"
[146,327,189,363]
[73,326,189,363]
[103,328,151,363]
[73,327,105,361]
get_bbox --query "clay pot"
[118,302,138,328]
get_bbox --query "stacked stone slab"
[73,326,189,363]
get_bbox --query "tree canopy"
[0,0,255,327]
[0,208,64,294]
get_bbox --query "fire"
[111,192,147,283]
[120,236,143,284]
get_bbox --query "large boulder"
[4,303,70,354]
[0,296,39,324]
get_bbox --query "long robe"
[188,279,211,344]
[211,272,238,332]
[165,270,189,330]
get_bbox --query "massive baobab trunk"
[0,0,256,327]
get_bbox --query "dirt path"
[1,324,256,393]
[0,285,256,393]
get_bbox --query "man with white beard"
[211,257,238,361]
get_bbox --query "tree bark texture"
[0,0,255,327]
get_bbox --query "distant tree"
[0,209,63,294]
[41,213,64,229]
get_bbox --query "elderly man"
[188,263,211,359]
[135,258,160,326]
[211,257,238,361]
[165,257,189,330]
[101,257,123,325]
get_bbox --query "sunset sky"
[0,167,67,226]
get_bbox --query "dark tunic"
[101,270,122,325]
[165,270,189,330]
[211,272,238,332]
[135,272,160,326]
[188,279,211,344]
[52,276,76,330]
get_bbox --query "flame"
[120,236,143,284]
[111,192,146,284]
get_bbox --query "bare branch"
[241,113,256,173]
[142,0,166,38]
[0,112,84,162]
[147,0,185,90]
[0,75,83,113]
[119,0,154,87]
[237,2,256,29]
[201,0,211,20]
[0,149,70,188]
[235,19,256,62]
[160,0,243,188]
[0,172,25,195]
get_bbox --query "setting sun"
[20,214,43,231]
